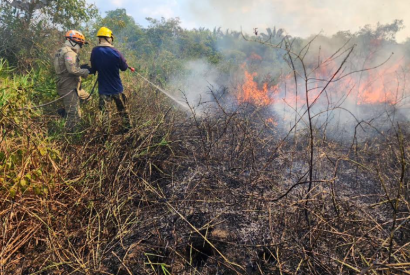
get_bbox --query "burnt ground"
[2,99,410,275]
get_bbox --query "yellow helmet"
[97,27,114,39]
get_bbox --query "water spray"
[129,67,189,110]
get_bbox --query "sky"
[86,0,410,43]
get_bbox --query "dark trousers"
[99,93,131,130]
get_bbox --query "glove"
[81,64,95,75]
[129,67,135,72]
[80,64,91,70]
[77,89,91,102]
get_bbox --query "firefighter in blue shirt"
[90,27,132,133]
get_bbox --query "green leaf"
[34,169,43,177]
[9,186,16,198]
[0,151,5,163]
[20,179,28,188]
[33,185,41,195]
[38,146,47,156]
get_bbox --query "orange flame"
[282,57,406,107]
[237,53,406,115]
[237,65,277,106]
[266,117,278,126]
[356,62,403,105]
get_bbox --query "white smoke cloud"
[185,0,410,42]
[169,59,224,111]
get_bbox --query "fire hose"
[16,89,76,111]
[14,67,188,111]
[15,78,98,111]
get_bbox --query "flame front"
[281,57,407,107]
[237,65,277,107]
[236,52,407,113]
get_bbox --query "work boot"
[57,108,67,118]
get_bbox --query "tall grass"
[0,59,178,274]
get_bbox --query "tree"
[0,0,98,70]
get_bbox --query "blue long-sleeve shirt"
[90,45,128,95]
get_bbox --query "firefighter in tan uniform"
[54,30,91,131]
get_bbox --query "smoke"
[169,59,227,111]
[268,34,410,140]
[166,20,410,141]
[186,0,410,42]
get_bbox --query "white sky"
[87,0,410,42]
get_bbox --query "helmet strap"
[104,37,113,45]
[68,39,82,49]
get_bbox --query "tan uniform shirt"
[54,45,89,93]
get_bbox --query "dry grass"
[1,69,410,274]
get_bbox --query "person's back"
[90,40,128,96]
[90,27,131,134]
